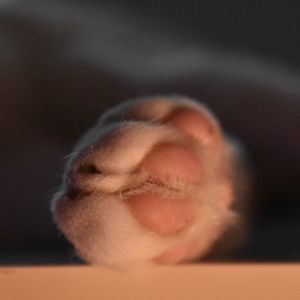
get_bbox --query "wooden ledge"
[1,264,300,300]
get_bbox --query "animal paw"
[52,96,246,267]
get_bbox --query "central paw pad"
[127,194,194,235]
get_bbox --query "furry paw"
[52,96,248,267]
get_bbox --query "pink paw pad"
[126,194,194,235]
[141,143,202,183]
[125,143,202,235]
[166,107,218,146]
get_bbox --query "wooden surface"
[1,264,300,300]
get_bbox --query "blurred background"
[1,0,299,265]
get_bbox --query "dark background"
[1,0,299,264]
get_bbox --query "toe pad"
[142,143,202,183]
